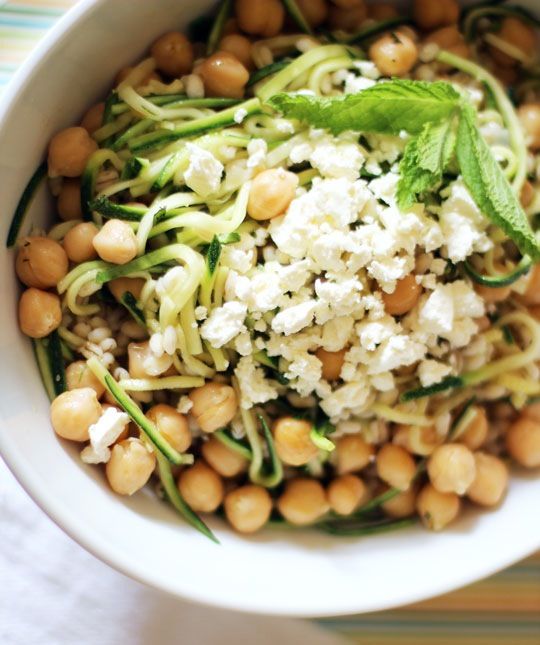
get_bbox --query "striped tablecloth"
[1,2,539,643]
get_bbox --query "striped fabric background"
[0,1,539,642]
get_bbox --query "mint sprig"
[268,79,540,260]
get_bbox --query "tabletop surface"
[0,1,539,643]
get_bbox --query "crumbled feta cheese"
[234,332,253,356]
[353,60,381,79]
[286,353,322,396]
[234,108,248,123]
[367,335,426,374]
[201,302,247,348]
[194,306,208,321]
[272,300,318,335]
[247,138,267,169]
[370,372,395,392]
[357,316,400,351]
[177,395,193,414]
[319,380,372,421]
[80,407,130,464]
[418,360,452,387]
[184,144,224,197]
[234,356,279,409]
[321,316,354,352]
[344,73,376,94]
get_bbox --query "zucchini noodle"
[118,376,204,391]
[65,270,102,316]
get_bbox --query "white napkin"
[0,459,346,645]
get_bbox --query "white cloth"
[0,459,345,645]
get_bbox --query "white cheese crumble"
[183,144,224,197]
[201,302,248,348]
[80,407,130,464]
[233,107,248,123]
[418,360,453,387]
[234,356,279,409]
[177,395,193,414]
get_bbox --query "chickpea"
[393,424,441,456]
[65,361,106,398]
[467,453,508,507]
[80,102,105,135]
[427,444,476,495]
[425,25,462,49]
[376,444,416,491]
[92,219,137,265]
[521,264,540,305]
[277,478,329,525]
[224,485,272,533]
[63,222,99,263]
[108,277,145,302]
[382,274,421,316]
[458,406,488,451]
[490,18,536,68]
[19,288,62,338]
[520,180,535,208]
[506,416,540,468]
[198,51,249,99]
[315,348,346,382]
[222,18,239,36]
[15,236,69,289]
[382,486,417,518]
[57,179,83,221]
[151,32,194,77]
[201,436,248,477]
[247,168,298,221]
[523,401,540,423]
[327,474,366,516]
[475,283,511,304]
[416,483,460,531]
[335,434,374,474]
[518,104,540,151]
[332,0,364,8]
[328,3,367,31]
[235,0,285,37]
[369,32,418,78]
[412,0,459,30]
[189,382,238,433]
[146,404,191,453]
[50,387,102,442]
[128,341,173,378]
[295,0,328,28]
[273,416,318,466]
[106,438,156,495]
[48,126,98,178]
[368,3,399,20]
[178,460,224,512]
[475,315,491,332]
[219,34,253,70]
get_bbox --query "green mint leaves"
[267,80,462,135]
[268,79,540,260]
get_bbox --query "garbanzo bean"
[506,416,540,468]
[335,434,374,474]
[18,288,62,338]
[368,3,399,20]
[106,438,156,495]
[490,18,536,68]
[219,33,253,70]
[523,401,540,423]
[416,483,460,531]
[458,406,488,451]
[475,283,512,304]
[393,424,441,456]
[521,265,540,305]
[65,361,106,398]
[150,32,194,77]
[127,341,173,378]
[412,0,459,30]
[277,478,329,525]
[80,102,105,134]
[519,104,540,151]
[189,382,238,433]
[198,51,249,99]
[50,387,102,442]
[295,0,328,28]
[332,0,364,8]
[15,236,69,289]
[376,444,416,490]
[467,453,508,507]
[382,486,417,518]
[201,436,248,477]
[382,274,421,316]
[48,126,98,178]
[427,444,476,495]
[235,0,285,37]
[224,485,272,533]
[178,460,224,512]
[327,474,366,515]
[247,168,298,221]
[315,347,346,382]
[57,179,83,221]
[369,31,418,77]
[63,222,99,263]
[92,219,138,264]
[146,404,191,453]
[328,2,367,31]
[108,277,145,302]
[273,416,318,466]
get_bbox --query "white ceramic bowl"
[1,0,539,617]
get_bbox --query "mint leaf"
[267,80,461,135]
[397,119,456,209]
[456,104,540,261]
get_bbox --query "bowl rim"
[1,0,539,618]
